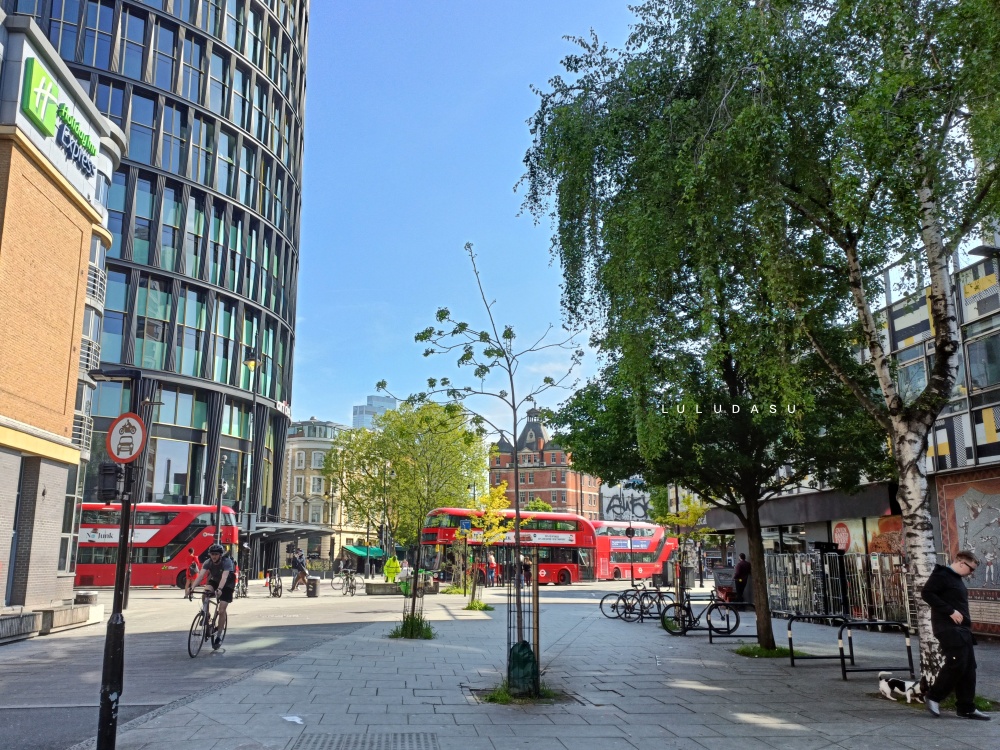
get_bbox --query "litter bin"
[306,576,320,598]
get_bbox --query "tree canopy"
[520,0,1000,654]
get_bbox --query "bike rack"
[786,614,850,667]
[837,620,914,681]
[707,602,755,643]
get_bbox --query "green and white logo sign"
[22,57,60,137]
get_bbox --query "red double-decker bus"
[593,520,677,581]
[420,507,596,585]
[75,503,239,588]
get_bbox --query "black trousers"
[927,632,977,714]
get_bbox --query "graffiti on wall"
[602,490,651,521]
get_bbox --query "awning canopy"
[343,545,384,558]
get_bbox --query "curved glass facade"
[6,0,308,526]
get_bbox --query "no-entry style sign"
[106,412,147,463]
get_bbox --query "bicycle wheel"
[331,574,344,591]
[600,592,623,619]
[347,580,357,596]
[660,603,690,635]
[187,611,206,657]
[705,602,740,634]
[639,592,666,620]
[273,575,283,597]
[618,593,641,622]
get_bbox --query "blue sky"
[292,2,637,429]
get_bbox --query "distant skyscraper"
[352,395,396,429]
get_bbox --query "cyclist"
[192,543,235,648]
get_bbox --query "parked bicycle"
[599,582,674,622]
[266,568,282,598]
[187,589,226,657]
[342,569,357,596]
[660,589,739,635]
[330,569,350,591]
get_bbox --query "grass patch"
[387,613,434,639]
[441,584,467,595]
[733,644,808,659]
[464,599,494,611]
[479,680,561,704]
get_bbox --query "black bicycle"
[187,589,226,657]
[266,568,282,598]
[660,592,739,635]
[342,569,357,596]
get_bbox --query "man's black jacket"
[921,563,972,636]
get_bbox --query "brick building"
[489,408,601,520]
[0,14,124,607]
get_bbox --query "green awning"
[343,545,384,558]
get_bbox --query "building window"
[217,129,236,196]
[59,467,82,573]
[253,82,267,142]
[293,475,304,494]
[132,176,154,264]
[160,184,182,272]
[13,0,41,17]
[175,286,206,376]
[310,477,323,495]
[208,51,229,115]
[119,8,146,80]
[519,491,526,504]
[181,35,204,102]
[295,450,305,469]
[95,78,124,127]
[968,333,1000,391]
[201,0,224,37]
[83,1,114,69]
[161,103,186,174]
[153,22,176,90]
[208,207,224,285]
[551,491,558,504]
[528,472,534,484]
[212,298,237,384]
[310,506,321,523]
[50,0,81,61]
[247,8,263,67]
[184,194,206,279]
[561,470,567,482]
[311,451,324,469]
[135,275,171,370]
[190,116,214,185]
[107,170,127,257]
[550,470,556,483]
[239,144,256,208]
[232,66,250,130]
[128,93,156,164]
[561,492,567,504]
[225,0,244,50]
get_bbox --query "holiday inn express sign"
[21,57,96,177]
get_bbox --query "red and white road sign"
[106,412,147,463]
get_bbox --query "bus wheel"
[613,568,622,580]
[558,569,571,586]
[175,572,186,589]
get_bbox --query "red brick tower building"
[489,408,601,520]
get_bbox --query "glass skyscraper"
[4,1,308,542]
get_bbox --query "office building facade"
[2,1,309,561]
[352,394,395,429]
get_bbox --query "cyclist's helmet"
[208,543,225,555]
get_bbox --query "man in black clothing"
[733,553,751,602]
[921,550,991,720]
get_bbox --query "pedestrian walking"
[733,553,751,602]
[921,550,991,720]
[289,548,308,592]
[487,552,497,587]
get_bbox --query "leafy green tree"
[525,0,1000,673]
[523,499,553,512]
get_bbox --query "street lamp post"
[238,348,259,552]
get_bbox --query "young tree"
[378,243,582,692]
[524,0,1000,674]
[523,499,553,512]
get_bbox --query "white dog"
[878,671,925,703]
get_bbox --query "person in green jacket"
[384,554,401,583]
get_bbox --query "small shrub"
[464,600,494,611]
[733,645,807,659]
[441,584,466,595]
[482,681,512,704]
[388,613,434,639]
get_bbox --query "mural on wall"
[939,478,1000,590]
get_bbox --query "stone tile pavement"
[69,589,999,750]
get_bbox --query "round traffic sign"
[106,412,147,463]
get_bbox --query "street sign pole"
[97,412,146,750]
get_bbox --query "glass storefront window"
[146,437,205,502]
[968,332,1000,391]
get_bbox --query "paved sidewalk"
[74,588,998,750]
